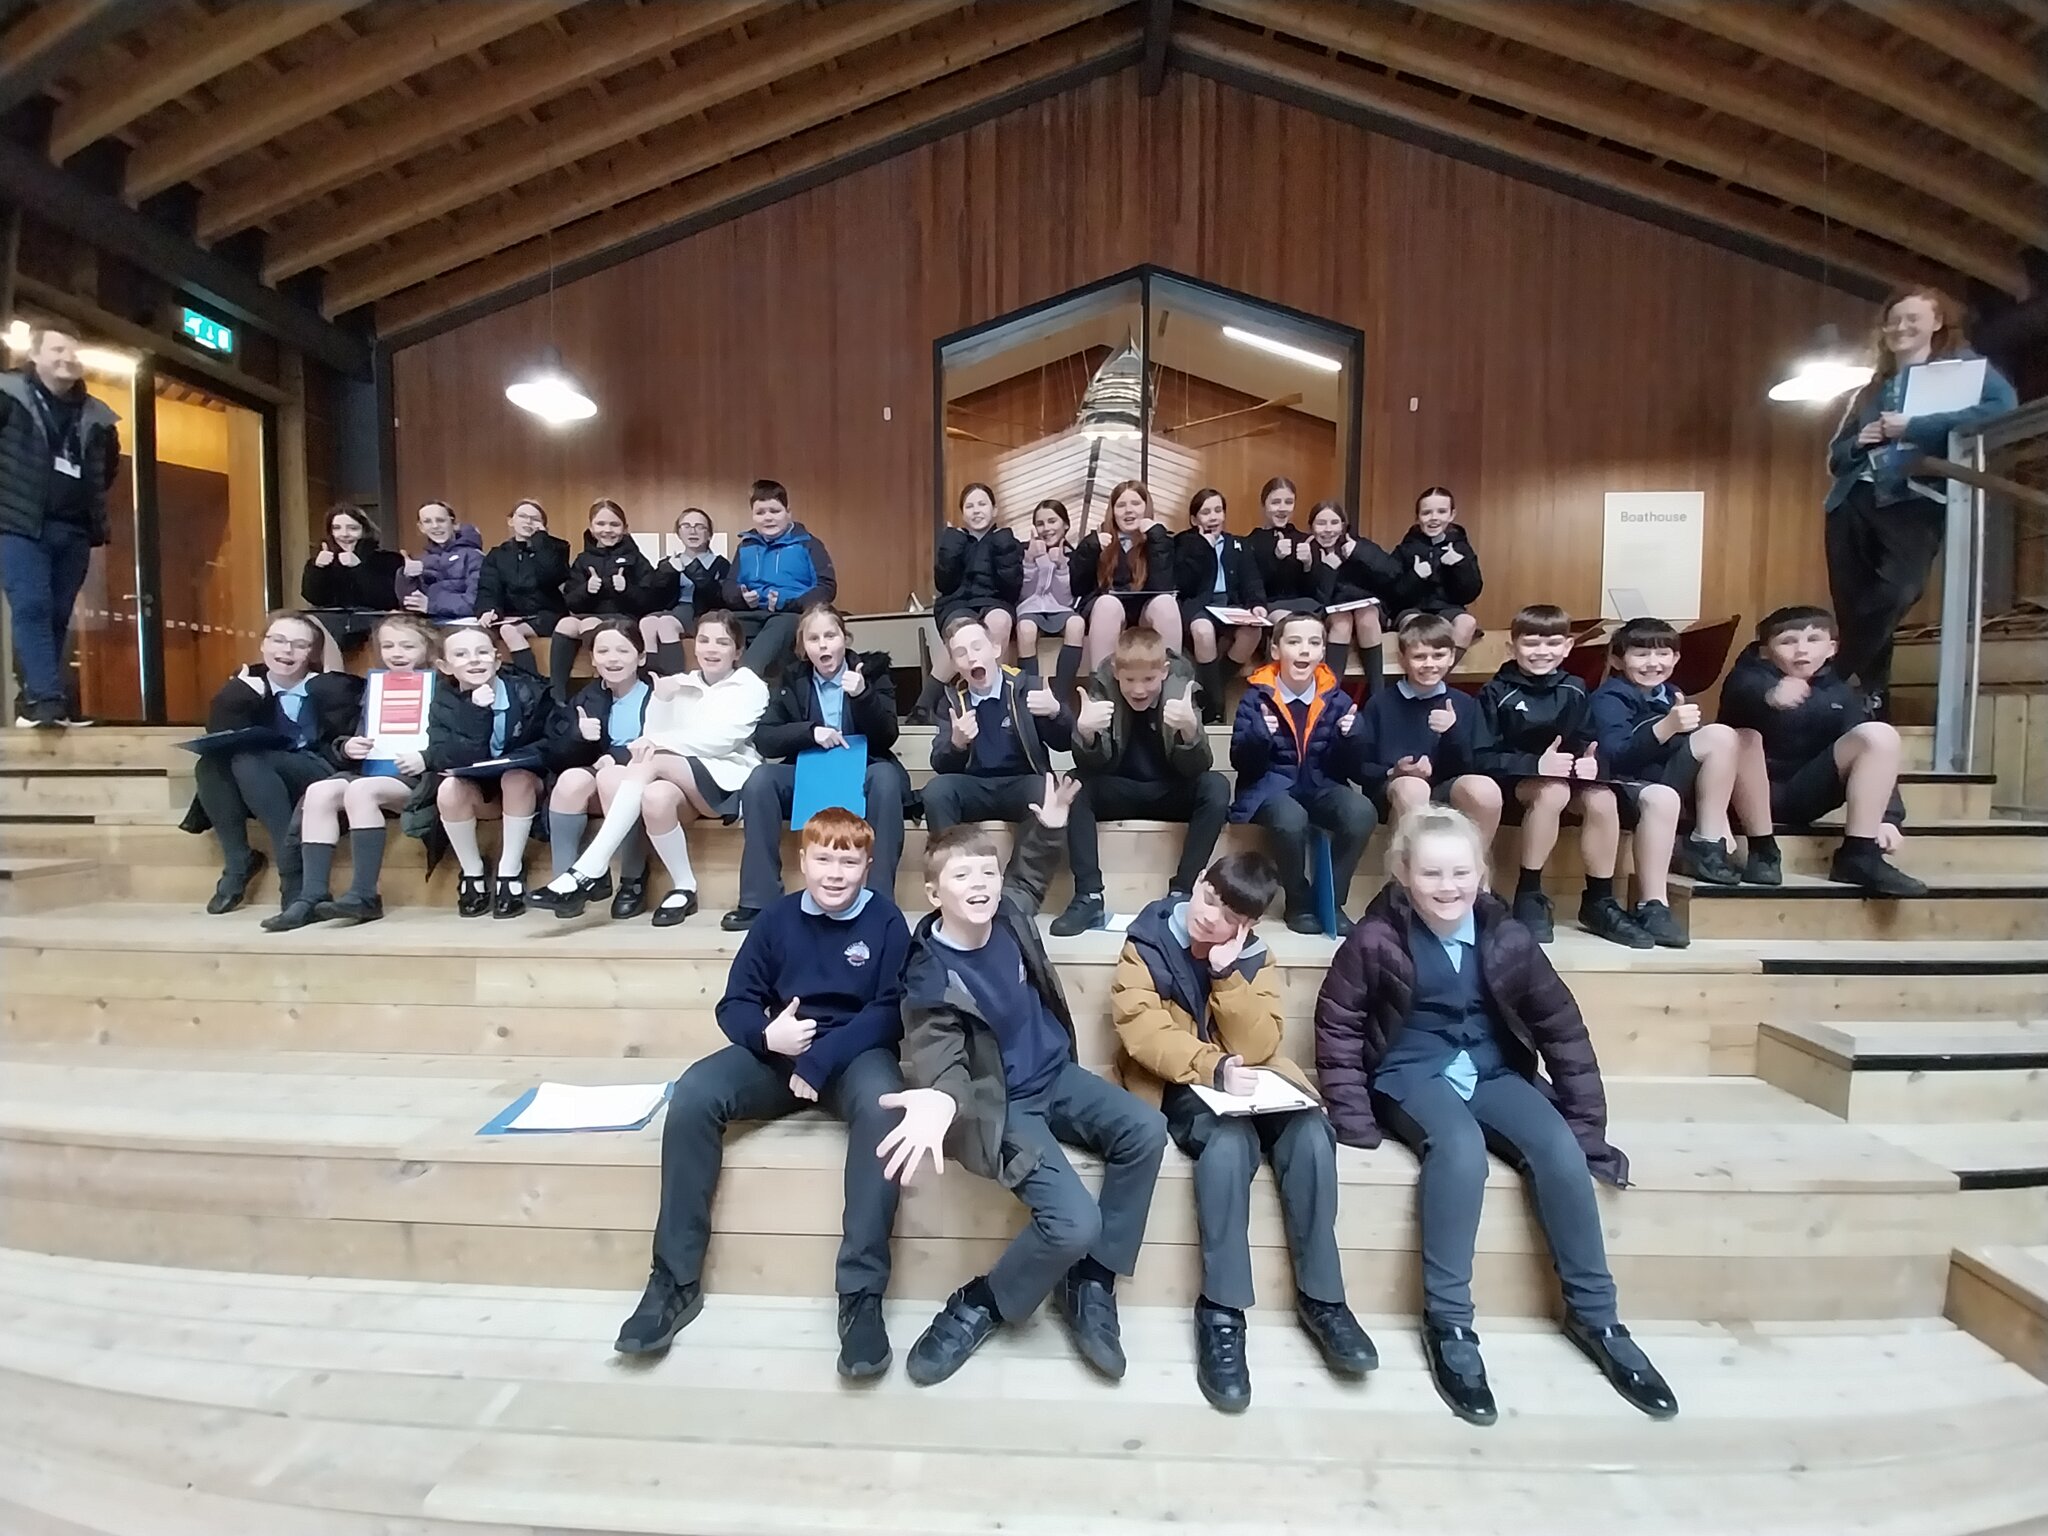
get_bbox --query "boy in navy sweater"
[1351,612,1501,841]
[1588,618,1745,946]
[1475,604,1647,949]
[1720,605,1924,897]
[723,478,837,676]
[616,807,910,1379]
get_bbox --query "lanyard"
[26,381,84,461]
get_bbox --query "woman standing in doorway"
[1823,287,2015,715]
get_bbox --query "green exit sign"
[177,307,234,355]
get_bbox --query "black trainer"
[261,898,322,933]
[720,906,760,932]
[1050,891,1106,937]
[456,873,491,917]
[1298,1294,1377,1377]
[906,1285,1000,1386]
[611,876,649,920]
[836,1291,892,1380]
[1631,898,1688,949]
[1741,843,1783,886]
[1511,888,1555,942]
[1194,1300,1251,1413]
[1830,846,1928,898]
[1680,834,1741,886]
[24,699,65,729]
[1564,1315,1678,1420]
[206,851,268,915]
[1054,1267,1126,1380]
[1286,909,1324,935]
[315,893,384,926]
[1421,1320,1497,1426]
[613,1267,703,1356]
[1579,895,1653,950]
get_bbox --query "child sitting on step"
[533,619,659,922]
[614,808,909,1381]
[263,614,437,931]
[1112,850,1376,1414]
[1718,605,1925,897]
[1389,486,1482,652]
[1351,611,1502,843]
[881,774,1168,1389]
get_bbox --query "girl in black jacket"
[1245,476,1314,616]
[1391,486,1483,650]
[423,623,552,917]
[300,504,404,670]
[638,505,731,675]
[1070,479,1181,673]
[1175,486,1269,723]
[915,481,1024,718]
[537,619,658,919]
[477,498,572,662]
[187,610,365,916]
[549,498,661,703]
[1302,500,1398,688]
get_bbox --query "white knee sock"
[498,814,534,877]
[570,780,646,880]
[649,824,696,892]
[444,817,484,876]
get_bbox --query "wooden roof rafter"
[1836,0,2046,106]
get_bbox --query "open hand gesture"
[1029,770,1082,829]
[877,1088,956,1184]
[763,996,817,1057]
[1536,735,1573,777]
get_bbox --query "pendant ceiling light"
[506,134,596,426]
[1076,336,1145,440]
[1769,115,1868,404]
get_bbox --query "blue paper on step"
[477,1080,674,1136]
[1311,829,1338,938]
[791,735,867,829]
[177,726,292,755]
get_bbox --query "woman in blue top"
[1823,286,2016,712]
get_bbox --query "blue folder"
[790,735,867,828]
[477,1081,674,1136]
[1310,829,1338,938]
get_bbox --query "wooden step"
[1758,1019,2048,1123]
[1865,1122,2048,1242]
[0,768,191,822]
[1950,1245,2048,1385]
[0,857,99,915]
[1895,771,1996,821]
[0,1049,1961,1320]
[1672,874,2048,942]
[0,1250,2041,1536]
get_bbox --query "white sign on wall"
[1600,491,1704,626]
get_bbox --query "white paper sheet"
[1188,1069,1320,1117]
[507,1081,671,1132]
[1901,357,1987,418]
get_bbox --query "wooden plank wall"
[391,69,1867,627]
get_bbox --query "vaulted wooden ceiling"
[8,0,2044,347]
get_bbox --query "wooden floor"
[3,1247,2048,1536]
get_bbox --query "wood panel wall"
[392,68,1868,631]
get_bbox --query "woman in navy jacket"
[1823,286,2016,710]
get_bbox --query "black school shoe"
[611,875,648,920]
[1564,1316,1678,1420]
[456,873,491,917]
[1286,909,1324,936]
[836,1291,892,1380]
[1298,1295,1377,1377]
[528,871,603,918]
[1630,898,1688,949]
[261,898,324,933]
[720,906,759,932]
[1741,843,1783,886]
[1194,1300,1251,1413]
[1054,1267,1126,1380]
[906,1285,1001,1386]
[205,851,268,915]
[651,888,699,928]
[1422,1320,1498,1426]
[1511,888,1555,942]
[1050,891,1106,937]
[1830,845,1929,898]
[493,876,527,918]
[314,893,384,926]
[1579,895,1653,950]
[1679,834,1742,886]
[614,1266,703,1356]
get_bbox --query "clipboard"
[447,750,544,779]
[178,727,292,756]
[1900,357,1986,418]
[791,735,868,827]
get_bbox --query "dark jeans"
[986,1060,1166,1321]
[1,521,93,708]
[736,759,908,911]
[1249,784,1378,917]
[1068,771,1232,898]
[1163,1085,1345,1311]
[190,747,329,888]
[1373,1073,1617,1329]
[1825,481,1944,699]
[731,609,800,676]
[653,1043,904,1297]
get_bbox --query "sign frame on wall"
[1600,490,1704,626]
[176,306,236,356]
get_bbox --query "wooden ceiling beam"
[1404,0,2048,251]
[197,0,779,245]
[374,18,1144,336]
[49,0,367,161]
[0,0,170,114]
[266,0,959,283]
[1840,0,2047,106]
[1174,15,1930,294]
[323,0,1120,312]
[1200,0,2025,292]
[1632,0,2048,184]
[122,0,571,202]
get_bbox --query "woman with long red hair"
[1069,480,1181,672]
[1823,286,2014,714]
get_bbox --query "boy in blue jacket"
[1229,611,1377,935]
[616,807,909,1380]
[722,478,837,675]
[1588,618,1746,946]
[1351,612,1501,840]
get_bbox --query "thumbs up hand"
[1296,540,1314,568]
[586,569,603,594]
[1536,735,1574,777]
[1668,692,1701,733]
[402,554,424,578]
[763,997,816,1057]
[1075,695,1116,740]
[1162,681,1200,740]
[1440,544,1463,566]
[314,547,334,567]
[839,659,867,698]
[611,570,627,592]
[1426,702,1457,735]
[948,702,979,748]
[1573,741,1599,781]
[577,708,600,742]
[1413,555,1432,580]
[1025,683,1059,718]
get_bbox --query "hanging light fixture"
[506,132,596,426]
[1769,110,1869,405]
[1075,336,1145,440]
